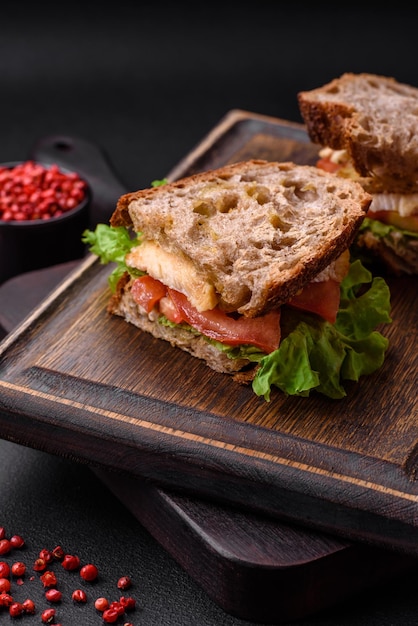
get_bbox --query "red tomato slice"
[130,275,167,313]
[287,280,341,324]
[167,288,281,353]
[316,157,342,174]
[158,295,184,324]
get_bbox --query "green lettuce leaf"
[252,260,392,401]
[359,216,418,240]
[82,224,142,291]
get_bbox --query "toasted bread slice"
[298,73,418,193]
[111,160,370,318]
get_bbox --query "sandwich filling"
[317,147,418,274]
[317,148,418,225]
[83,223,392,400]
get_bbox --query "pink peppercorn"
[120,596,136,611]
[109,600,125,616]
[39,549,53,564]
[9,535,25,549]
[45,588,62,603]
[33,558,47,572]
[61,554,80,571]
[95,597,109,612]
[21,598,36,614]
[11,561,26,577]
[72,589,87,603]
[80,563,98,582]
[0,592,14,607]
[41,607,56,623]
[9,601,23,617]
[51,546,65,561]
[102,607,119,623]
[0,539,11,555]
[40,570,58,588]
[117,575,132,590]
[0,562,10,577]
[0,161,87,222]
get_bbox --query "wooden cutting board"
[3,262,417,625]
[0,110,417,562]
[0,118,417,623]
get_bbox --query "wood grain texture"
[96,468,418,623]
[0,111,417,557]
[3,261,416,624]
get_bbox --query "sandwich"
[82,159,392,401]
[298,72,418,275]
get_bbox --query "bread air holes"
[327,185,350,201]
[246,184,270,205]
[283,180,318,201]
[269,213,292,232]
[193,192,240,215]
[193,200,215,217]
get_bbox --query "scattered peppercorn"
[45,588,62,603]
[72,588,87,603]
[109,600,125,617]
[40,570,58,588]
[102,607,120,623]
[0,562,9,578]
[11,561,26,577]
[0,592,14,607]
[9,601,23,617]
[39,549,54,564]
[61,554,80,571]
[117,575,132,590]
[41,607,56,623]
[51,546,65,561]
[0,539,11,555]
[9,535,25,549]
[95,596,109,612]
[80,563,98,582]
[21,598,36,614]
[120,596,136,611]
[0,527,138,622]
[33,558,47,572]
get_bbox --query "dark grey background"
[1,4,418,625]
[1,4,418,190]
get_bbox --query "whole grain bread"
[111,159,370,318]
[298,73,418,193]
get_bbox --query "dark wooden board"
[0,111,417,560]
[2,259,416,623]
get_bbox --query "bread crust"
[298,73,418,193]
[111,159,370,317]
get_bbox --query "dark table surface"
[1,4,418,624]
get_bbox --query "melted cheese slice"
[126,241,218,311]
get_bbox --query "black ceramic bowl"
[0,161,90,284]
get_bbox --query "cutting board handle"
[29,135,128,228]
